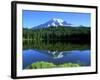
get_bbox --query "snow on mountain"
[33,18,72,29]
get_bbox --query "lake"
[23,40,91,69]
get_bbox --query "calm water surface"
[23,49,90,69]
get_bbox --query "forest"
[23,26,91,43]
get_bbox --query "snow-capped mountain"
[33,18,72,29]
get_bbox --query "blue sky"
[23,10,91,28]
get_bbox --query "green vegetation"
[26,61,80,69]
[23,26,90,43]
[23,26,90,50]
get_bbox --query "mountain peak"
[33,18,72,29]
[52,18,64,23]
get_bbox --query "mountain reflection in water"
[23,40,91,69]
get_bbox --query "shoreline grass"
[25,61,80,69]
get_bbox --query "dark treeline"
[23,26,91,43]
[23,40,90,50]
